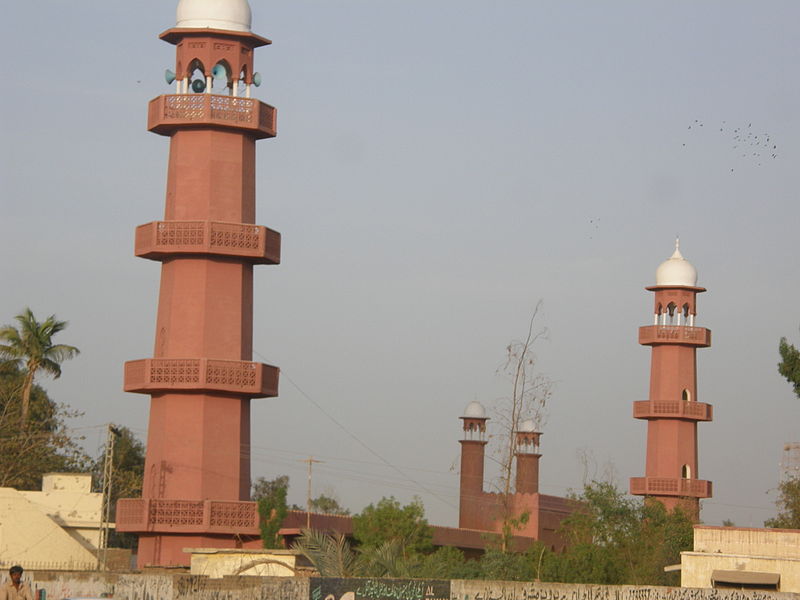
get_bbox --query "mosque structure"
[116,0,279,566]
[629,241,712,519]
[112,0,712,567]
[458,402,571,549]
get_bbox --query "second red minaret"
[630,241,712,519]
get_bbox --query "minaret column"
[458,402,488,529]
[515,428,541,495]
[630,241,713,520]
[116,0,281,568]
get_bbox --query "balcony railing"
[633,400,712,421]
[147,94,276,139]
[639,325,711,347]
[124,358,278,398]
[116,498,259,535]
[135,221,280,264]
[630,477,712,498]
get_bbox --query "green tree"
[92,426,145,548]
[310,493,350,515]
[765,476,800,529]
[548,481,693,585]
[778,335,800,398]
[253,475,289,548]
[0,364,89,489]
[0,308,79,425]
[417,546,482,579]
[352,496,433,556]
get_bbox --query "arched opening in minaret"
[683,302,694,326]
[211,60,232,94]
[681,464,691,479]
[682,389,692,402]
[666,302,677,325]
[187,59,207,93]
[236,66,248,97]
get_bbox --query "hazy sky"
[2,1,799,529]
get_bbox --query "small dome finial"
[671,237,683,259]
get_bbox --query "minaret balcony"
[135,221,280,264]
[124,358,278,398]
[147,94,276,139]
[639,325,711,347]
[633,400,712,421]
[115,498,259,535]
[630,477,712,498]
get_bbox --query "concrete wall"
[693,527,800,560]
[188,548,303,578]
[17,573,800,600]
[681,552,800,592]
[453,581,799,600]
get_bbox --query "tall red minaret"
[116,0,279,567]
[630,241,712,519]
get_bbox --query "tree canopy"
[293,482,692,584]
[92,426,145,514]
[253,475,290,549]
[310,493,350,515]
[0,364,89,489]
[0,308,79,425]
[778,336,800,398]
[544,481,693,585]
[352,496,433,556]
[765,476,800,529]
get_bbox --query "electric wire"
[251,353,457,509]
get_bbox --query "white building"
[0,474,103,571]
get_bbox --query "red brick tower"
[459,401,489,529]
[514,421,541,495]
[630,241,712,519]
[116,0,280,567]
[457,404,570,549]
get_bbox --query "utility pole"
[98,424,121,570]
[302,457,323,529]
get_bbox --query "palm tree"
[0,308,79,425]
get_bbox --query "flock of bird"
[683,119,779,173]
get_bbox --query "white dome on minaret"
[462,401,486,419]
[655,239,698,287]
[176,0,252,32]
[518,419,536,433]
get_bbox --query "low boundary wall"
[22,573,800,600]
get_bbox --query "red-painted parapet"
[630,477,712,498]
[116,498,259,535]
[147,94,276,139]
[124,358,278,397]
[135,221,280,264]
[633,400,713,421]
[639,325,711,347]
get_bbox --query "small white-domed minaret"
[458,401,488,529]
[514,419,541,494]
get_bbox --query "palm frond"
[291,529,359,577]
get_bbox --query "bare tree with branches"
[491,301,553,549]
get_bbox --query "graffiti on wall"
[310,578,451,600]
[451,582,796,600]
